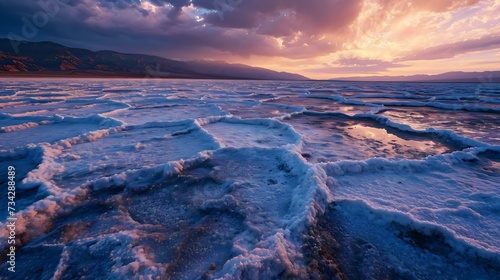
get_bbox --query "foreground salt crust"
[0,78,499,279]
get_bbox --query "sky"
[1,0,500,79]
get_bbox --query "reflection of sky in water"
[346,124,450,155]
[283,114,456,163]
[381,107,500,145]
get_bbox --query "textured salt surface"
[0,78,499,279]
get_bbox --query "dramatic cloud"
[401,34,500,61]
[0,0,498,78]
[410,0,482,12]
[199,0,362,36]
[0,0,362,58]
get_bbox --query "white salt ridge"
[356,111,498,147]
[102,103,227,125]
[3,99,130,117]
[54,120,220,188]
[283,111,459,163]
[201,117,302,148]
[264,95,371,115]
[1,121,42,132]
[380,107,500,145]
[0,114,122,151]
[384,100,500,113]
[216,100,304,119]
[303,93,380,106]
[0,79,498,279]
[323,147,500,261]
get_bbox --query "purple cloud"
[379,0,482,12]
[0,0,494,64]
[400,34,500,61]
[0,0,363,59]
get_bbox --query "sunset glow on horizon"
[2,0,499,79]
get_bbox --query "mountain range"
[333,71,500,83]
[0,39,307,80]
[1,39,498,82]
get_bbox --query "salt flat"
[0,78,499,279]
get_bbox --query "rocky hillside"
[0,39,308,80]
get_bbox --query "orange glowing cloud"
[1,0,499,79]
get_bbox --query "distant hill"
[332,71,500,83]
[0,39,308,80]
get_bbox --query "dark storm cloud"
[97,0,140,9]
[0,0,490,60]
[0,0,364,59]
[198,0,362,37]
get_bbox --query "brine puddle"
[283,112,459,163]
[381,106,500,145]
